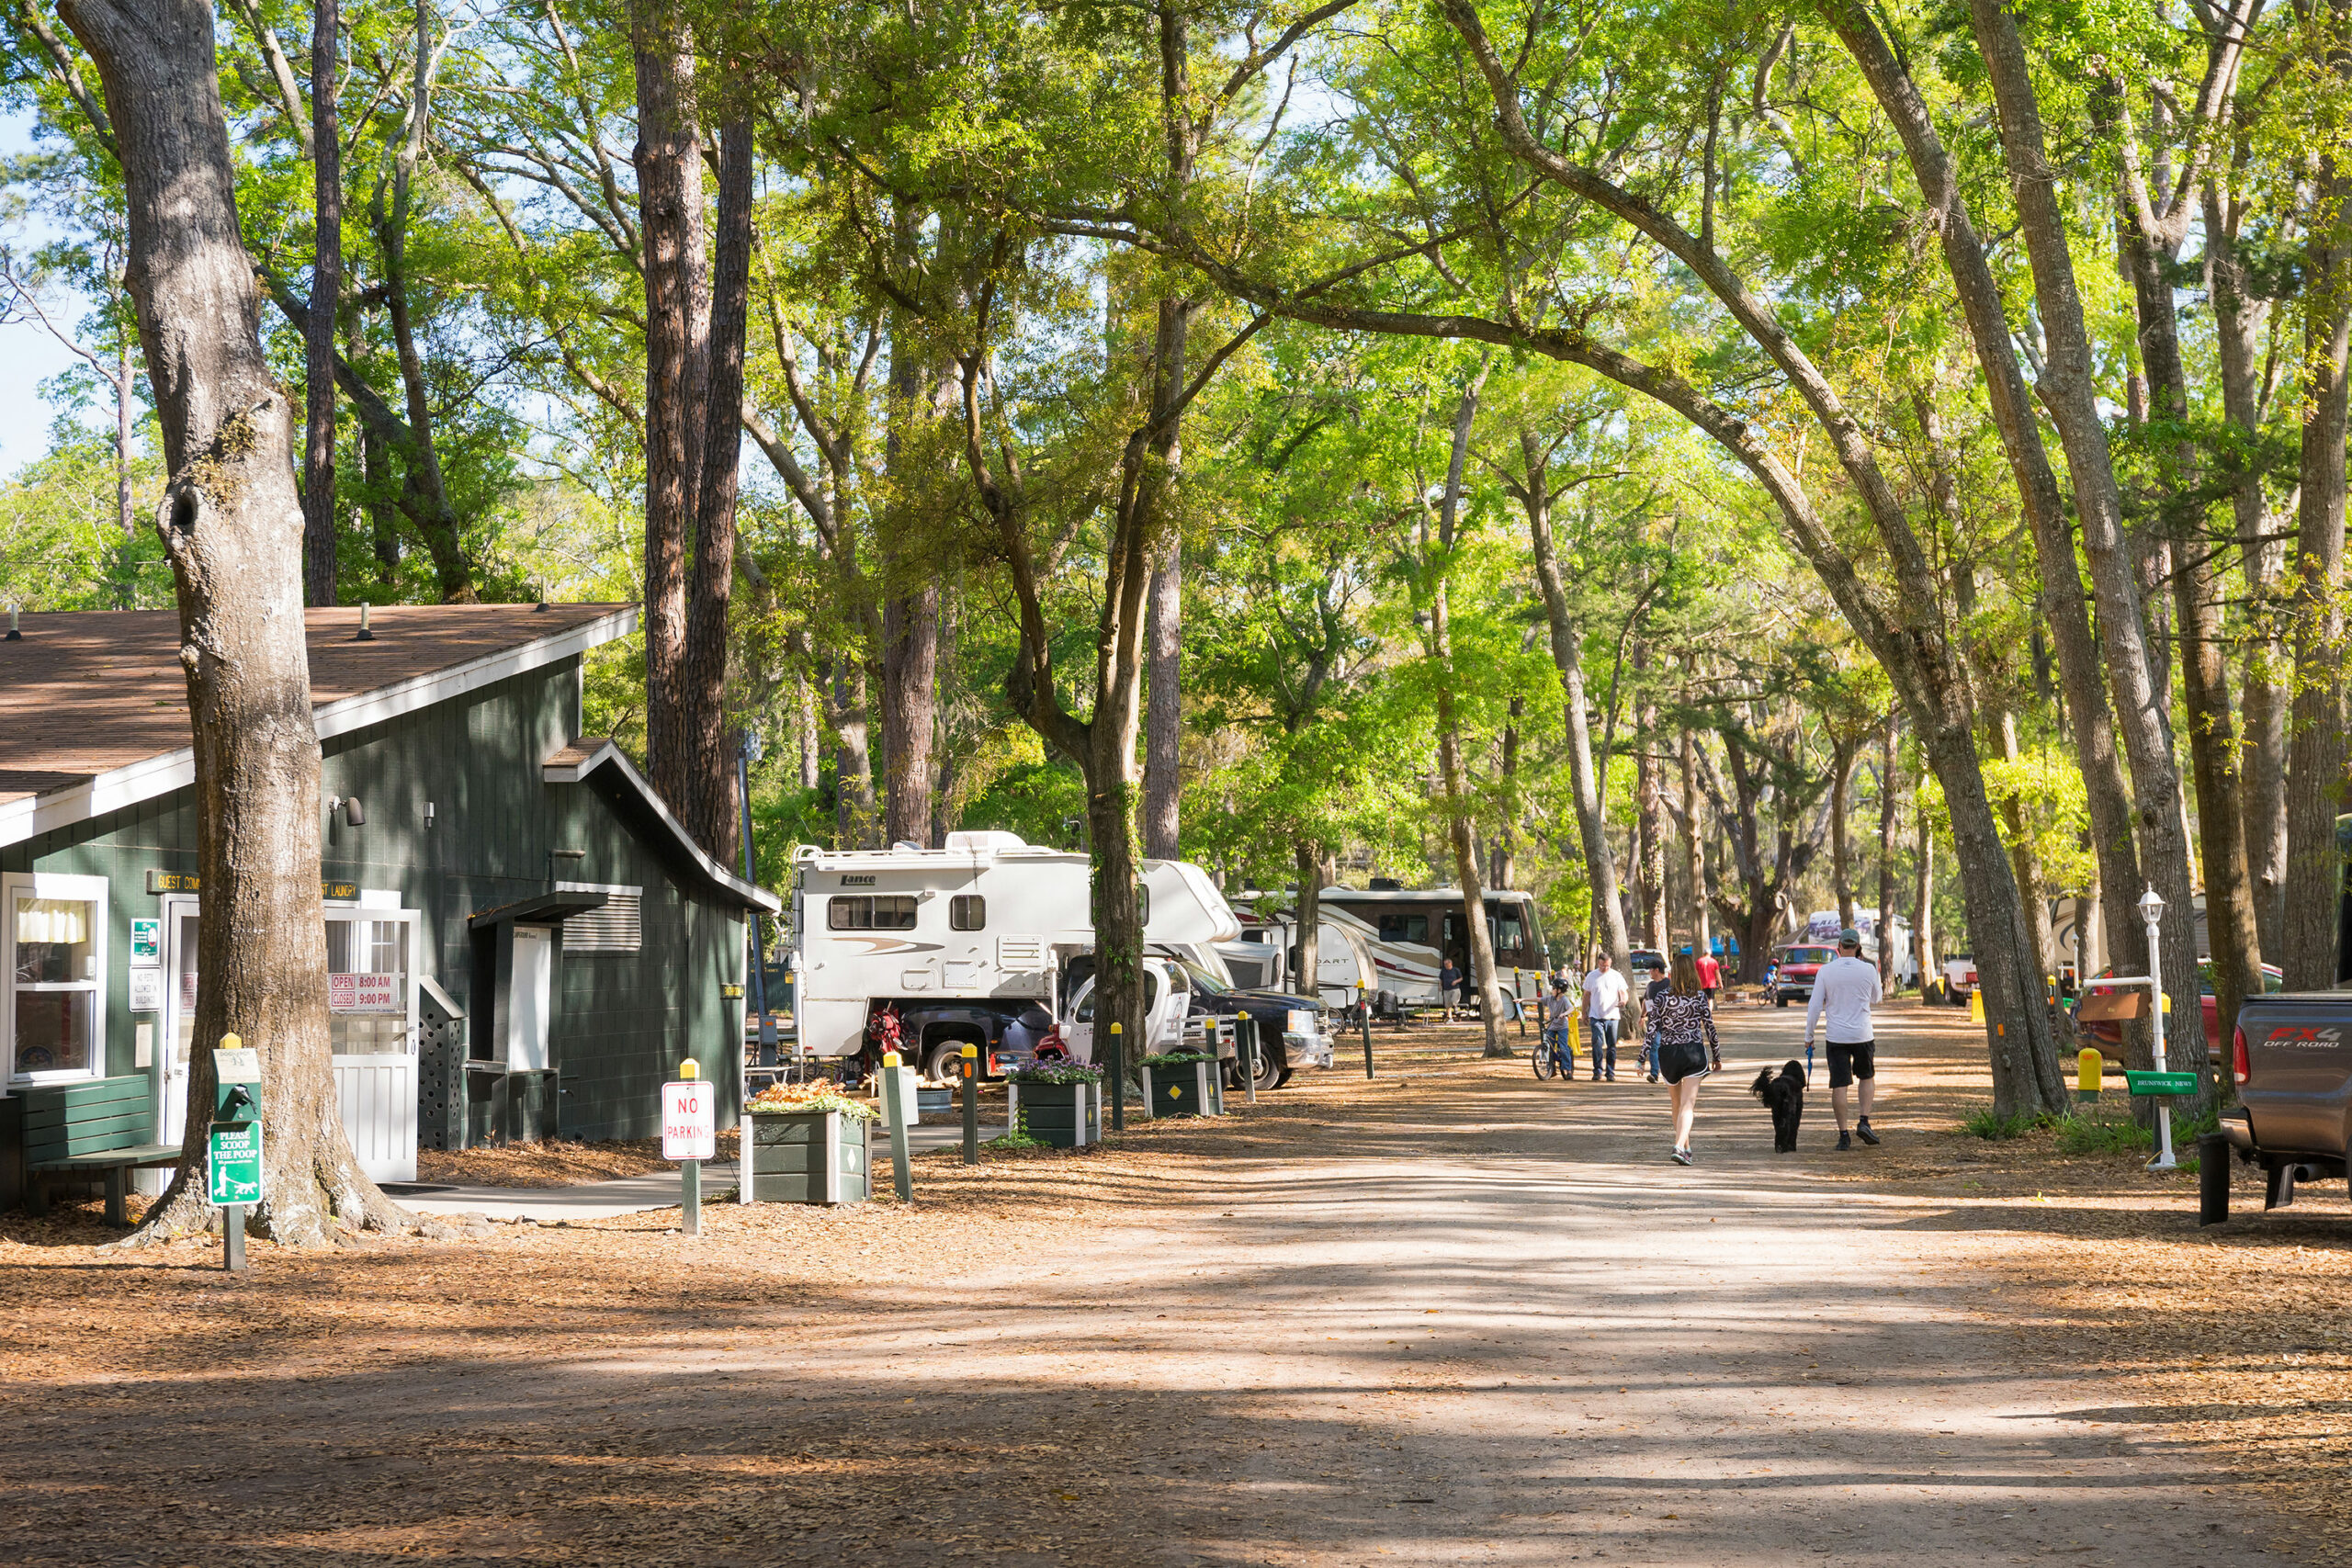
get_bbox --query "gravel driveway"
[0,1003,2315,1565]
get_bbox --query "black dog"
[1750,1060,1806,1153]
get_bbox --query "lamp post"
[739,729,776,1067]
[2140,885,2177,1172]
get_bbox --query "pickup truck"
[1060,955,1332,1090]
[2208,993,2352,1222]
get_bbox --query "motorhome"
[788,833,1240,1079]
[1316,885,1549,1010]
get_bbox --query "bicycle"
[1532,1027,1576,1080]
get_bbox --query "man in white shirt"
[1581,950,1632,1083]
[1804,928,1885,1150]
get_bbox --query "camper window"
[828,895,918,931]
[950,895,986,931]
[1378,913,1430,945]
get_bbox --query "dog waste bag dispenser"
[209,1036,265,1272]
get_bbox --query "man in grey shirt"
[1804,928,1884,1151]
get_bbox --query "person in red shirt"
[1693,947,1723,998]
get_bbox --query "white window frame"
[6,870,109,1087]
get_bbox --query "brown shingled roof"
[0,604,632,807]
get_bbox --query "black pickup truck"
[2207,993,2352,1221]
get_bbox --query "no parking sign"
[662,1077,716,1161]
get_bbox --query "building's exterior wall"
[1,655,744,1144]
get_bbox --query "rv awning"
[469,889,610,930]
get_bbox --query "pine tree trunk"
[62,0,399,1245]
[671,115,752,859]
[1632,666,1665,945]
[1913,802,1935,990]
[1143,532,1182,859]
[300,0,338,607]
[879,324,942,849]
[1830,736,1857,932]
[1679,727,1709,959]
[831,660,876,849]
[2282,164,2352,990]
[632,6,704,815]
[1876,714,1898,985]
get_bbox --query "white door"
[327,911,420,1183]
[158,899,200,1146]
[509,926,553,1071]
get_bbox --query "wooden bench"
[21,1076,178,1225]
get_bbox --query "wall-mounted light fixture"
[424,801,436,829]
[328,795,365,828]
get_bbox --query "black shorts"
[1826,1041,1876,1089]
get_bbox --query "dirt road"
[0,1002,2320,1565]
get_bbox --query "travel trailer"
[788,833,1240,1079]
[1224,908,1385,1010]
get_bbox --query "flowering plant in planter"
[749,1081,876,1121]
[1007,1059,1104,1085]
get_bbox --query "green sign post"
[2125,1070,2200,1099]
[210,1038,264,1273]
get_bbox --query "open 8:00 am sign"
[662,1078,716,1161]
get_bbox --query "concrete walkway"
[393,1117,1011,1220]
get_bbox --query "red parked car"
[1767,944,1837,1009]
[2078,961,2285,1053]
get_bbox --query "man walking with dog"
[1804,927,1883,1150]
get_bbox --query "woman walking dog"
[1645,951,1722,1165]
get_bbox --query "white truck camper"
[789,832,1243,1079]
[1225,908,1392,1010]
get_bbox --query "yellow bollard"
[1967,989,1985,1024]
[2076,1046,2102,1103]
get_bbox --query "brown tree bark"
[2282,158,2352,989]
[1632,655,1665,946]
[673,114,753,858]
[1828,6,2150,997]
[2207,175,2290,956]
[632,5,704,817]
[1512,426,1634,988]
[300,0,338,606]
[1427,363,1510,1055]
[1962,0,2203,1082]
[1679,725,1710,959]
[1914,797,1937,991]
[1876,713,1898,985]
[61,0,398,1245]
[878,318,942,849]
[2104,62,2263,1052]
[1294,841,1322,998]
[1143,531,1182,859]
[1829,733,1858,933]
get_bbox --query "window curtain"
[15,897,91,947]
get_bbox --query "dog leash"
[1804,1043,1815,1082]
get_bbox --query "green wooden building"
[0,604,774,1206]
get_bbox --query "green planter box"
[1141,1059,1222,1119]
[1010,1080,1101,1147]
[746,1110,871,1205]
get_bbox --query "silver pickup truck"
[2206,993,2352,1222]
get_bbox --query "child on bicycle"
[1538,979,1577,1076]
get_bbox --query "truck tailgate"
[2240,995,2352,1157]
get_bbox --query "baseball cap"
[1838,927,1862,946]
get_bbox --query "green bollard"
[1108,1021,1125,1133]
[1358,981,1374,1078]
[1242,1015,1258,1105]
[880,1050,914,1201]
[961,1043,980,1165]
